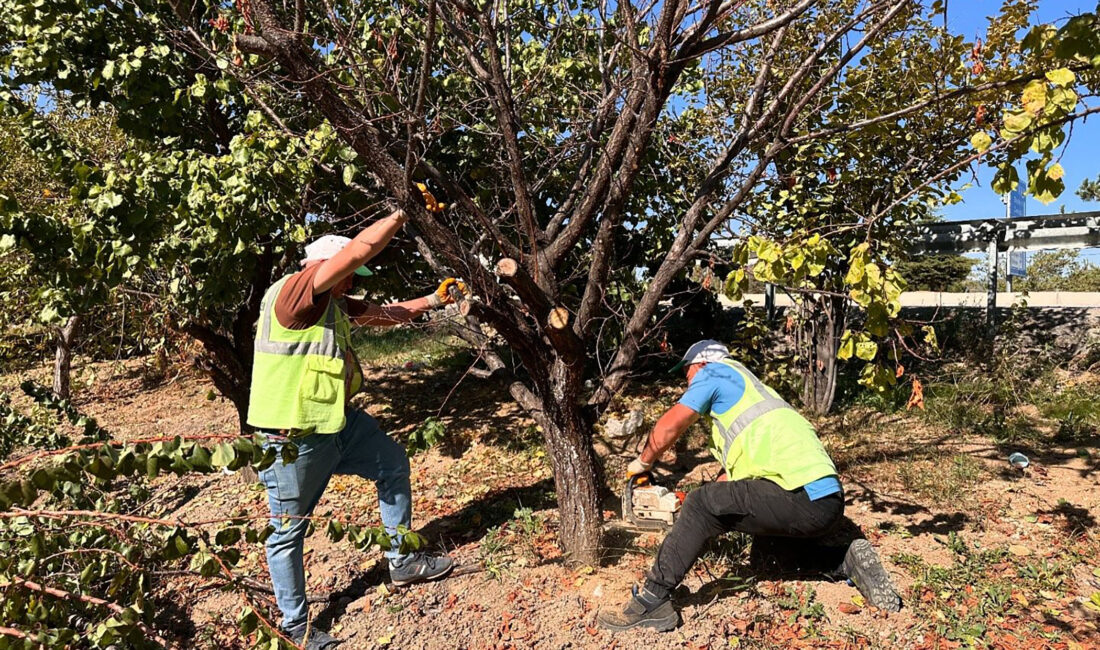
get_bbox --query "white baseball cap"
[670,339,729,373]
[301,235,372,276]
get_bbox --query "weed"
[876,521,913,539]
[943,531,968,556]
[774,585,826,635]
[896,453,986,505]
[352,325,467,368]
[406,417,445,456]
[894,540,1079,644]
[479,524,510,580]
[477,507,548,580]
[1055,411,1098,444]
[512,506,543,538]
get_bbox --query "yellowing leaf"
[1048,163,1065,181]
[1045,67,1075,87]
[1002,111,1032,134]
[976,131,994,152]
[855,340,878,362]
[1021,81,1048,115]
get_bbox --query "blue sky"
[938,1,1099,223]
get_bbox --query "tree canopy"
[1,0,1099,643]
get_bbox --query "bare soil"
[5,357,1099,649]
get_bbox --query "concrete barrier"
[722,292,1100,308]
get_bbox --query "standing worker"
[599,340,901,632]
[248,193,462,649]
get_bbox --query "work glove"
[427,278,468,307]
[626,456,653,479]
[416,182,446,213]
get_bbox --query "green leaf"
[211,443,234,468]
[342,165,357,186]
[215,527,241,546]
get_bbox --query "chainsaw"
[622,473,684,531]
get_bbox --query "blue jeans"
[259,409,411,630]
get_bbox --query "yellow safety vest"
[246,276,363,434]
[707,359,837,490]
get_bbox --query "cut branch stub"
[547,307,570,330]
[494,257,552,318]
[495,257,520,278]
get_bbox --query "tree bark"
[797,293,846,416]
[53,315,81,400]
[539,362,601,566]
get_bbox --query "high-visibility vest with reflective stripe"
[706,359,837,490]
[246,276,362,434]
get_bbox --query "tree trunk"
[540,399,602,566]
[53,315,81,400]
[797,294,846,416]
[185,323,253,432]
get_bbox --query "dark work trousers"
[645,478,846,598]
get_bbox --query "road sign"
[1008,250,1027,277]
[1009,189,1026,218]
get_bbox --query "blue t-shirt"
[678,362,841,500]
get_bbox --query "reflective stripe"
[714,360,795,462]
[254,277,341,358]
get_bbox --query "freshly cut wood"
[496,258,520,277]
[548,307,570,330]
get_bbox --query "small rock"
[604,408,645,439]
[838,603,861,614]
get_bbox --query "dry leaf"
[838,603,861,614]
[1008,544,1032,557]
[906,378,925,411]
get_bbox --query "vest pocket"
[300,356,343,405]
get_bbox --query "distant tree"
[1080,175,1100,202]
[896,255,975,291]
[1017,249,1100,292]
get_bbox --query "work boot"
[841,539,902,612]
[389,551,454,586]
[597,584,681,632]
[285,623,340,650]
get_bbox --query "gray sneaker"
[285,623,340,650]
[841,539,902,612]
[389,551,454,586]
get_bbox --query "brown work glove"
[416,182,446,213]
[426,278,468,307]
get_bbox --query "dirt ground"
[5,356,1100,649]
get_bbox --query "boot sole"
[391,562,455,587]
[843,539,902,612]
[597,610,681,632]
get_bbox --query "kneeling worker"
[599,340,901,632]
